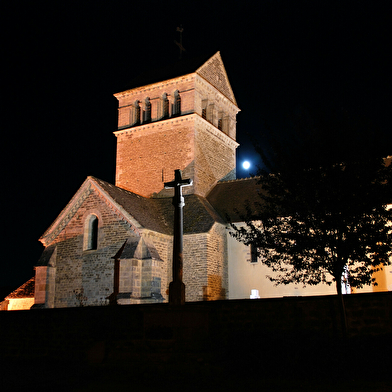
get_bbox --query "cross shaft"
[164,169,192,305]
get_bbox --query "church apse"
[116,236,165,304]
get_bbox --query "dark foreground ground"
[2,335,391,392]
[1,295,391,391]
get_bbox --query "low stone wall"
[0,292,390,363]
[1,293,390,391]
[0,292,392,358]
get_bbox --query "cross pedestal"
[164,169,192,305]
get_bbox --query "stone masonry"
[114,51,239,198]
[27,52,241,309]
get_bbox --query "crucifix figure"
[164,169,192,305]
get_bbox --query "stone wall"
[194,117,238,195]
[3,298,34,311]
[182,223,228,302]
[114,56,240,199]
[115,114,238,198]
[194,74,238,140]
[42,187,139,308]
[206,223,228,300]
[115,117,196,197]
[34,184,230,308]
[115,75,196,128]
[183,233,208,302]
[1,293,391,391]
[147,231,172,301]
[1,293,390,362]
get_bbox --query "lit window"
[84,215,98,250]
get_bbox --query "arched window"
[159,93,169,119]
[84,215,98,250]
[144,97,151,123]
[202,99,208,119]
[222,115,229,135]
[131,101,140,126]
[172,90,181,117]
[207,103,214,123]
[218,111,223,131]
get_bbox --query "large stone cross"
[164,169,192,305]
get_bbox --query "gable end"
[39,177,144,247]
[196,52,237,105]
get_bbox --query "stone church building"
[2,52,391,310]
[33,51,250,308]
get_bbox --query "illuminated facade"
[2,53,390,310]
[32,52,241,308]
[1,277,35,310]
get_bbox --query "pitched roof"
[41,176,227,246]
[196,52,237,104]
[178,193,226,233]
[207,177,264,222]
[116,51,237,105]
[112,237,162,261]
[95,177,225,234]
[93,177,172,234]
[120,52,215,92]
[6,277,35,299]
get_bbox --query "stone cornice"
[114,74,196,99]
[117,87,195,109]
[195,115,239,149]
[114,114,239,150]
[113,113,196,137]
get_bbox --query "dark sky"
[2,1,391,289]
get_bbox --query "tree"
[231,109,392,296]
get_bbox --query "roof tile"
[207,177,264,222]
[6,277,35,299]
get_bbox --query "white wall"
[6,298,34,311]
[227,226,340,299]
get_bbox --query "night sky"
[2,1,391,290]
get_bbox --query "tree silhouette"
[231,108,392,297]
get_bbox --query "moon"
[242,161,250,170]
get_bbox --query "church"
[2,52,391,310]
[33,51,247,308]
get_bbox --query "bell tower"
[113,52,240,198]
